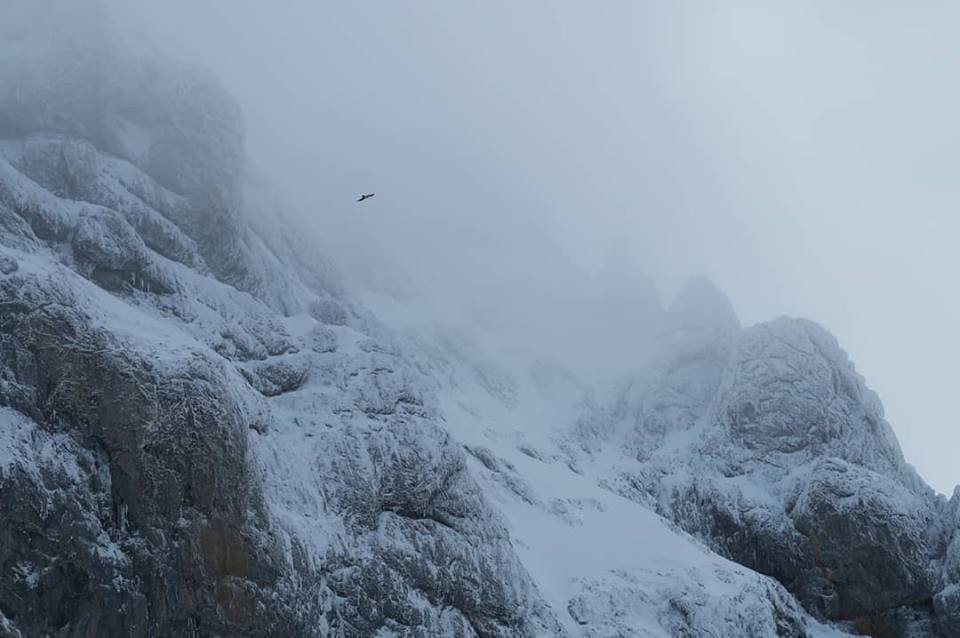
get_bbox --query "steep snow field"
[359,293,854,636]
[2,3,959,636]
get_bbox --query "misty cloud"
[85,0,960,493]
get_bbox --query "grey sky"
[106,1,959,494]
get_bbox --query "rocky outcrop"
[0,4,560,636]
[581,278,957,637]
[2,4,956,638]
[566,568,813,638]
[0,269,298,636]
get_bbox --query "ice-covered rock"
[0,3,954,637]
[0,5,559,635]
[577,281,956,636]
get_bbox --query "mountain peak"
[665,275,740,335]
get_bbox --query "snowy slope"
[353,294,853,637]
[2,3,958,638]
[565,279,958,636]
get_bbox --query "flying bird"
[356,193,375,202]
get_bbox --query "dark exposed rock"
[790,459,936,619]
[934,586,960,636]
[583,280,958,637]
[240,358,310,398]
[317,421,555,637]
[309,296,351,326]
[5,4,958,638]
[0,6,561,637]
[0,277,308,636]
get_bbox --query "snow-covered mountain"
[568,280,959,636]
[1,3,958,637]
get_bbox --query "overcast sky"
[106,1,960,494]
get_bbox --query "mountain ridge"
[0,4,957,637]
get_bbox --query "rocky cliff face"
[0,4,956,638]
[576,278,960,636]
[0,6,558,636]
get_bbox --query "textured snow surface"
[2,3,958,637]
[0,115,847,638]
[362,304,857,637]
[563,279,958,636]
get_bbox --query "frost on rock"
[566,566,813,638]
[0,3,561,636]
[575,279,957,636]
[0,3,956,638]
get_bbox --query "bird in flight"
[357,193,375,202]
